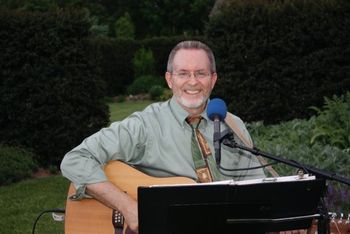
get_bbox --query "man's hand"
[119,195,138,233]
[86,181,139,233]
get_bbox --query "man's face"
[165,49,217,114]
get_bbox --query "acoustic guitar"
[64,161,350,234]
[64,160,195,234]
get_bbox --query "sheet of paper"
[149,174,315,188]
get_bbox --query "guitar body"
[64,161,350,233]
[64,161,196,234]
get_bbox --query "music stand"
[138,178,326,234]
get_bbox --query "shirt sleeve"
[60,113,147,199]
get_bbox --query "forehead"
[173,49,210,70]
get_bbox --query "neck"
[183,104,206,117]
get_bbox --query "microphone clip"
[214,128,235,146]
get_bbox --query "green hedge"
[0,9,109,167]
[91,37,139,96]
[0,145,38,185]
[206,0,350,123]
[142,36,203,76]
[93,36,200,97]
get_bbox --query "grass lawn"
[108,100,153,123]
[0,176,68,234]
[0,100,153,234]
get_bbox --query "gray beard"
[176,94,208,109]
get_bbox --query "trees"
[0,0,216,38]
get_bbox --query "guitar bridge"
[112,209,124,229]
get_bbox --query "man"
[61,40,265,233]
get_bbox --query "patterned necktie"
[187,116,220,183]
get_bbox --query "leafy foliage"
[114,12,135,39]
[206,0,350,123]
[90,36,191,97]
[0,9,109,167]
[133,0,215,37]
[0,145,38,185]
[128,46,169,99]
[132,47,155,77]
[247,93,350,213]
[149,85,165,101]
[91,37,139,96]
[310,92,350,151]
[127,75,165,95]
[0,0,215,39]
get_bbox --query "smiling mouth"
[185,89,201,95]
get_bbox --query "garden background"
[0,0,349,233]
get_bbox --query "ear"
[165,72,173,89]
[210,72,218,89]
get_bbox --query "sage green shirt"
[60,97,265,198]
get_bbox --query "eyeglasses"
[171,70,212,80]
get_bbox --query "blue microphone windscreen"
[207,98,227,121]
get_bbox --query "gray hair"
[166,40,216,73]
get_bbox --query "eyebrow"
[175,69,208,72]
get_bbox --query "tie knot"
[186,116,202,128]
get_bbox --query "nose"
[187,72,199,84]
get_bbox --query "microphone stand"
[220,135,350,186]
[215,130,350,234]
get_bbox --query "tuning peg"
[330,212,337,222]
[338,213,343,223]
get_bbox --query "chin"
[178,96,207,109]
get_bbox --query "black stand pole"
[218,131,350,186]
[317,198,330,234]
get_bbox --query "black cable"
[32,208,65,234]
[217,162,279,178]
[219,161,278,172]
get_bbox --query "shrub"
[159,88,173,101]
[206,0,350,123]
[310,92,350,151]
[127,75,165,95]
[91,37,139,96]
[0,145,38,186]
[142,36,205,76]
[247,93,350,213]
[0,9,109,167]
[132,47,156,77]
[149,85,164,100]
[114,12,135,39]
[91,36,200,97]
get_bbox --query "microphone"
[207,98,227,165]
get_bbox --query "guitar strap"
[224,112,279,177]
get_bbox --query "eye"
[196,72,209,79]
[178,72,189,78]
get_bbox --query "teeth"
[186,90,200,94]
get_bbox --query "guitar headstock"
[328,212,350,234]
[309,212,350,234]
